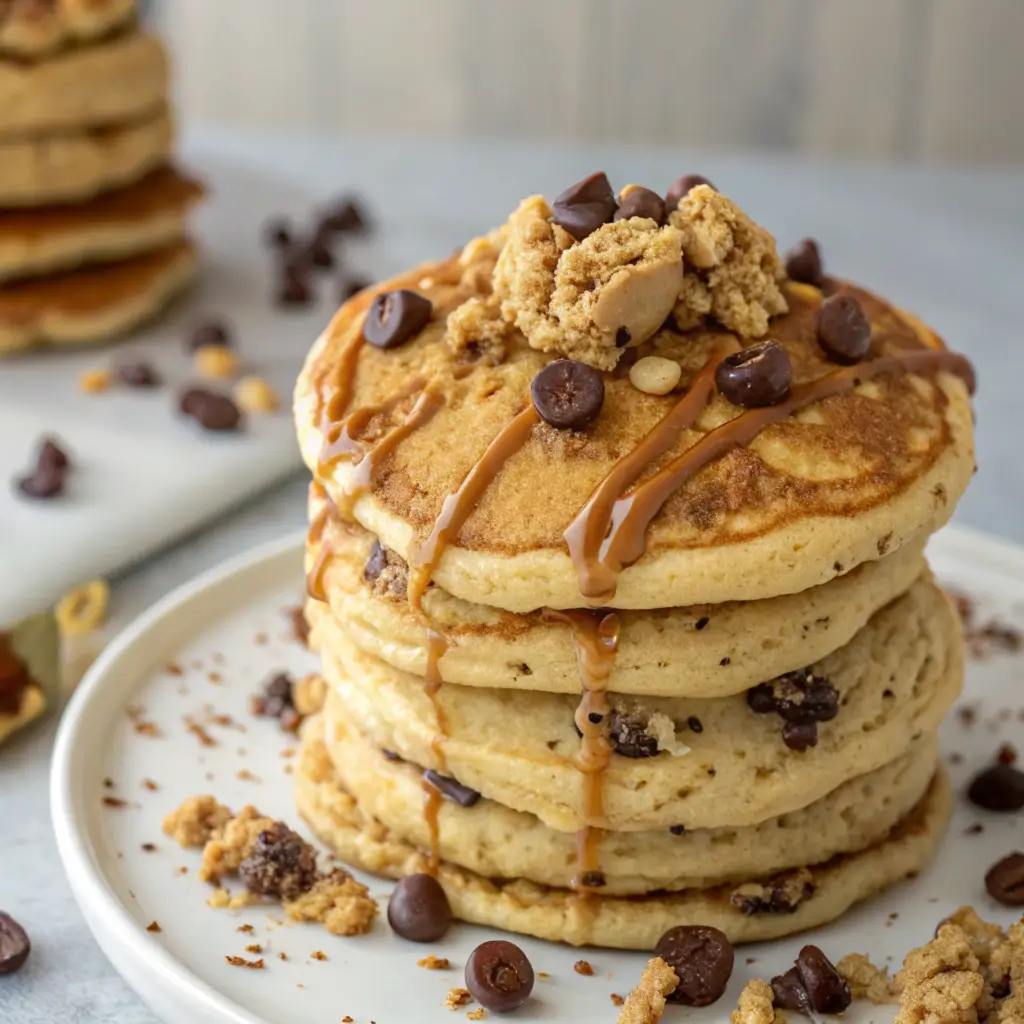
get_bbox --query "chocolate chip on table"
[116,361,162,389]
[38,439,69,473]
[654,925,734,1006]
[967,763,1024,812]
[465,940,535,1013]
[16,437,70,500]
[363,290,433,350]
[984,852,1024,906]
[262,218,293,250]
[715,340,793,407]
[614,186,666,225]
[551,172,618,241]
[387,873,452,942]
[0,912,30,975]
[178,388,243,432]
[320,196,370,235]
[238,822,318,900]
[188,319,232,352]
[423,769,481,807]
[816,293,871,364]
[531,359,605,430]
[608,710,660,758]
[772,945,851,1016]
[277,267,314,307]
[785,238,825,286]
[306,233,336,270]
[665,173,715,210]
[253,672,300,731]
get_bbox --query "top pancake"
[295,186,975,613]
[0,0,135,58]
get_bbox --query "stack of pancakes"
[0,0,201,355]
[291,181,975,949]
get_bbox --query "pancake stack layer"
[0,0,201,355]
[292,175,975,948]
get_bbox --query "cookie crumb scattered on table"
[836,952,897,1004]
[418,954,451,970]
[445,987,472,1009]
[615,957,678,1024]
[729,979,776,1024]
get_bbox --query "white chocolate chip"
[629,356,682,396]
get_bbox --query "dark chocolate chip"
[793,945,852,1014]
[654,925,734,1006]
[613,187,666,226]
[423,769,480,807]
[785,238,825,286]
[116,361,162,389]
[306,234,336,270]
[771,966,811,1013]
[277,268,314,307]
[816,293,871,364]
[263,218,292,250]
[695,616,710,631]
[984,852,1024,906]
[669,824,686,835]
[580,871,606,888]
[465,940,535,1013]
[0,913,30,975]
[387,873,452,942]
[665,174,715,210]
[363,290,432,350]
[747,685,777,714]
[38,438,69,473]
[531,359,605,430]
[381,749,402,762]
[608,710,660,759]
[364,540,388,582]
[687,716,703,733]
[615,326,632,348]
[782,721,819,751]
[997,743,1018,766]
[17,463,64,500]
[733,872,815,915]
[178,388,243,432]
[238,822,318,900]
[715,341,792,408]
[967,763,1024,812]
[188,319,232,352]
[321,197,370,235]
[551,172,617,241]
[587,711,604,724]
[341,276,372,302]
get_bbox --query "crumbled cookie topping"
[616,957,680,1024]
[162,795,232,848]
[282,869,378,937]
[730,979,777,1024]
[292,674,326,718]
[199,806,277,884]
[731,867,815,916]
[364,539,410,600]
[445,297,510,363]
[837,953,897,1005]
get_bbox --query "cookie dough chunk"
[162,795,232,848]
[616,957,679,1024]
[730,979,777,1024]
[492,196,684,370]
[669,185,787,338]
[444,296,510,362]
[895,922,986,1024]
[282,869,378,937]
[837,953,897,1005]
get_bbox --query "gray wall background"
[157,0,1024,163]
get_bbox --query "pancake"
[0,29,166,138]
[295,247,974,614]
[0,0,136,59]
[0,238,197,354]
[323,709,939,896]
[296,720,953,949]
[0,107,172,209]
[306,503,927,697]
[0,167,203,282]
[310,576,963,832]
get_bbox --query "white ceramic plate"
[51,525,1024,1024]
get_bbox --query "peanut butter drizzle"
[552,609,621,892]
[304,503,333,603]
[564,348,728,604]
[599,348,975,585]
[421,776,444,874]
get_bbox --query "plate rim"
[49,521,1024,1024]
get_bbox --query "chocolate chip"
[364,540,388,582]
[654,925,734,1006]
[38,438,69,473]
[984,852,1024,906]
[687,716,703,733]
[423,769,480,807]
[747,685,777,714]
[465,940,534,1013]
[363,290,432,350]
[997,744,1017,766]
[782,721,819,751]
[551,172,617,241]
[306,234,336,270]
[816,293,871,364]
[188,319,232,352]
[277,268,314,307]
[772,946,851,1016]
[178,388,243,432]
[321,197,370,235]
[615,326,632,348]
[238,822,318,900]
[381,749,402,762]
[748,670,839,725]
[614,187,666,226]
[967,763,1024,812]
[669,824,686,835]
[0,913,30,975]
[785,238,825,286]
[253,672,296,724]
[587,711,604,724]
[715,341,792,407]
[580,871,606,888]
[732,871,815,915]
[387,873,452,942]
[531,359,605,430]
[16,437,70,500]
[665,174,715,210]
[263,218,292,250]
[608,710,660,759]
[341,276,371,302]
[116,361,162,389]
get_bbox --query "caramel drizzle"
[304,502,333,602]
[564,347,727,603]
[552,609,621,893]
[421,776,444,875]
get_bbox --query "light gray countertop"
[2,128,1022,1023]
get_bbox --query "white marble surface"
[2,126,1023,1022]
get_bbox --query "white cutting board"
[0,146,369,625]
